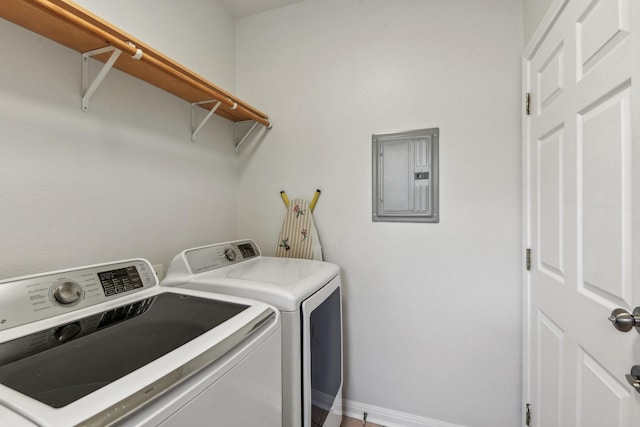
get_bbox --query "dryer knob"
[53,282,83,305]
[224,248,236,262]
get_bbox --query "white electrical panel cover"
[372,128,439,223]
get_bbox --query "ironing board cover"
[275,198,323,260]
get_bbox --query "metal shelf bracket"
[235,120,272,153]
[191,100,222,143]
[81,43,143,112]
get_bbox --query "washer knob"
[54,323,81,342]
[53,282,83,305]
[224,248,236,262]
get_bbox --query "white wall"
[236,1,523,426]
[0,0,238,279]
[74,0,236,90]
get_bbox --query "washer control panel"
[185,240,261,274]
[0,259,156,331]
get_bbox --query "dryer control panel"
[184,240,261,274]
[0,259,157,331]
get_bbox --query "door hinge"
[525,93,531,115]
[526,249,531,271]
[526,403,531,426]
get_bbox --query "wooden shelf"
[0,0,271,127]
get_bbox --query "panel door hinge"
[525,93,531,115]
[526,249,532,271]
[526,403,531,426]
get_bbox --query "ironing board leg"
[280,191,290,208]
[310,189,321,212]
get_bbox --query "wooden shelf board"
[0,0,270,125]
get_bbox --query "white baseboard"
[343,399,466,427]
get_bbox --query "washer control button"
[53,282,83,305]
[224,248,236,262]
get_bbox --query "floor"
[340,416,384,427]
[312,404,384,427]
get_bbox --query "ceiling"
[219,0,303,19]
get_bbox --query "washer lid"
[0,405,36,426]
[0,288,276,427]
[0,293,248,408]
[186,257,340,312]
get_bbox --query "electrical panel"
[372,128,439,223]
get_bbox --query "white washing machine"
[0,258,282,427]
[163,239,343,427]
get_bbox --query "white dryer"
[163,239,343,427]
[0,258,282,427]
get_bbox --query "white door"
[525,0,640,426]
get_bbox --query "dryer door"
[301,276,342,427]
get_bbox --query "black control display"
[98,298,153,329]
[97,266,143,297]
[237,243,256,258]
